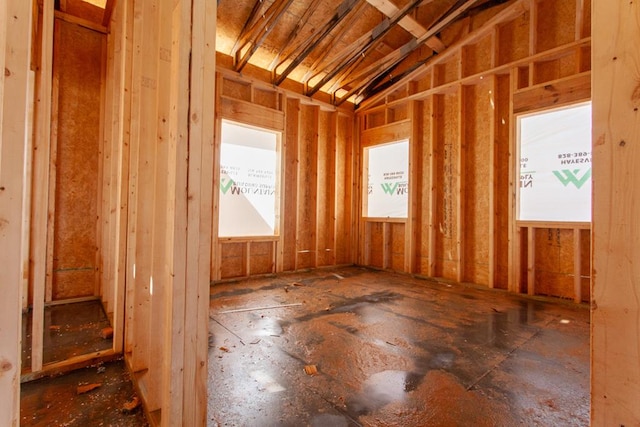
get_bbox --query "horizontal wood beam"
[365,0,445,52]
[273,0,360,86]
[307,0,428,97]
[341,0,480,102]
[513,72,591,113]
[234,0,295,72]
[357,0,528,109]
[54,10,107,34]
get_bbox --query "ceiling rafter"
[365,0,446,52]
[306,0,428,97]
[356,0,528,109]
[231,0,268,57]
[268,0,323,71]
[300,0,369,84]
[273,0,361,87]
[334,0,482,105]
[233,0,296,73]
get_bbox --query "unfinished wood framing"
[1,0,33,424]
[356,0,592,302]
[592,1,640,424]
[3,0,639,424]
[211,73,356,281]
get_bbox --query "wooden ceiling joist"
[335,0,482,104]
[272,0,361,87]
[305,0,427,97]
[230,0,267,57]
[357,0,528,109]
[365,0,446,52]
[234,0,296,72]
[300,0,369,84]
[335,39,419,104]
[268,0,323,71]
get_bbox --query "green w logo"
[220,178,235,194]
[552,168,591,189]
[381,183,399,195]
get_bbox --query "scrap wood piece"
[122,396,141,413]
[77,383,101,395]
[101,326,114,339]
[304,365,318,376]
[49,325,61,331]
[218,303,302,315]
[219,346,230,353]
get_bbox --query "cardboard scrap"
[304,365,318,376]
[77,383,101,395]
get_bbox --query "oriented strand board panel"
[536,0,576,53]
[462,35,493,77]
[390,223,405,271]
[497,12,529,66]
[462,82,491,285]
[368,222,384,269]
[416,99,432,275]
[334,113,353,265]
[494,75,510,290]
[316,110,336,267]
[534,228,574,299]
[296,104,319,269]
[282,99,300,272]
[52,20,103,300]
[434,91,460,280]
[249,242,274,275]
[220,243,245,279]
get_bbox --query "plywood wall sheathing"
[335,113,354,265]
[51,20,103,301]
[462,82,491,286]
[357,0,589,300]
[494,74,510,290]
[592,2,640,423]
[283,98,300,272]
[535,0,576,53]
[498,13,530,67]
[296,104,319,270]
[316,111,336,267]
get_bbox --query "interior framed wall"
[356,0,592,301]
[211,71,358,281]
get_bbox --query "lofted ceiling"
[217,0,513,107]
[53,0,514,108]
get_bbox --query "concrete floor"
[22,300,113,371]
[21,359,148,426]
[208,267,590,426]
